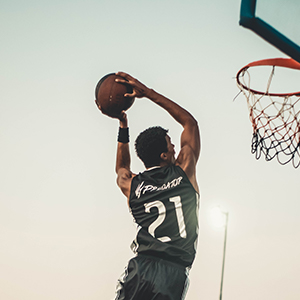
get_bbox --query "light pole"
[211,207,229,300]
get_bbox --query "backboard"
[240,0,300,63]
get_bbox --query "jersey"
[129,164,200,268]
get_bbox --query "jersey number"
[144,196,187,242]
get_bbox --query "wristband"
[118,127,129,143]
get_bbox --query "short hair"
[135,126,169,168]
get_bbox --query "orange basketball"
[95,73,135,118]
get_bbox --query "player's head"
[135,126,175,168]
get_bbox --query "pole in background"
[219,211,228,300]
[211,207,229,300]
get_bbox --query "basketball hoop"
[236,58,300,168]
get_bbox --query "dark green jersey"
[129,164,200,268]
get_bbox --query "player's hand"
[115,72,150,98]
[118,111,128,128]
[95,99,101,111]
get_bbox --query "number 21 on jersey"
[144,196,187,242]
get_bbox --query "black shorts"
[115,254,190,300]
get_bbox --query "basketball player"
[114,72,200,300]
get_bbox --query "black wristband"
[118,127,129,143]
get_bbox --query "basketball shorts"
[114,254,190,300]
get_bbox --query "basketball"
[95,73,135,118]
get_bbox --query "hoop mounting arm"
[239,0,300,64]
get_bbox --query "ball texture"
[95,73,135,118]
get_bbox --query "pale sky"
[1,1,300,299]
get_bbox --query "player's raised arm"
[146,89,200,193]
[115,72,201,164]
[148,91,200,161]
[115,112,134,201]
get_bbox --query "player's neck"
[146,165,161,171]
[145,161,173,171]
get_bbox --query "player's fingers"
[95,99,101,109]
[118,110,127,121]
[115,78,130,85]
[124,92,136,98]
[116,71,134,80]
[115,77,134,86]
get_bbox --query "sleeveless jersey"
[129,164,200,268]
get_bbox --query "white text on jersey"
[135,176,183,199]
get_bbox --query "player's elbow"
[115,163,127,174]
[116,168,132,185]
[185,116,199,130]
[116,172,126,190]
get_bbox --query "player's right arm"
[147,90,200,162]
[115,72,200,190]
[115,112,135,205]
[148,90,200,193]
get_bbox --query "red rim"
[236,58,300,96]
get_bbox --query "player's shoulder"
[117,168,136,198]
[175,145,197,180]
[117,167,134,178]
[176,145,197,166]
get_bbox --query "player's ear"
[160,152,168,161]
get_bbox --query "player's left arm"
[176,115,200,193]
[115,112,135,202]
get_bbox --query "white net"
[237,65,300,168]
